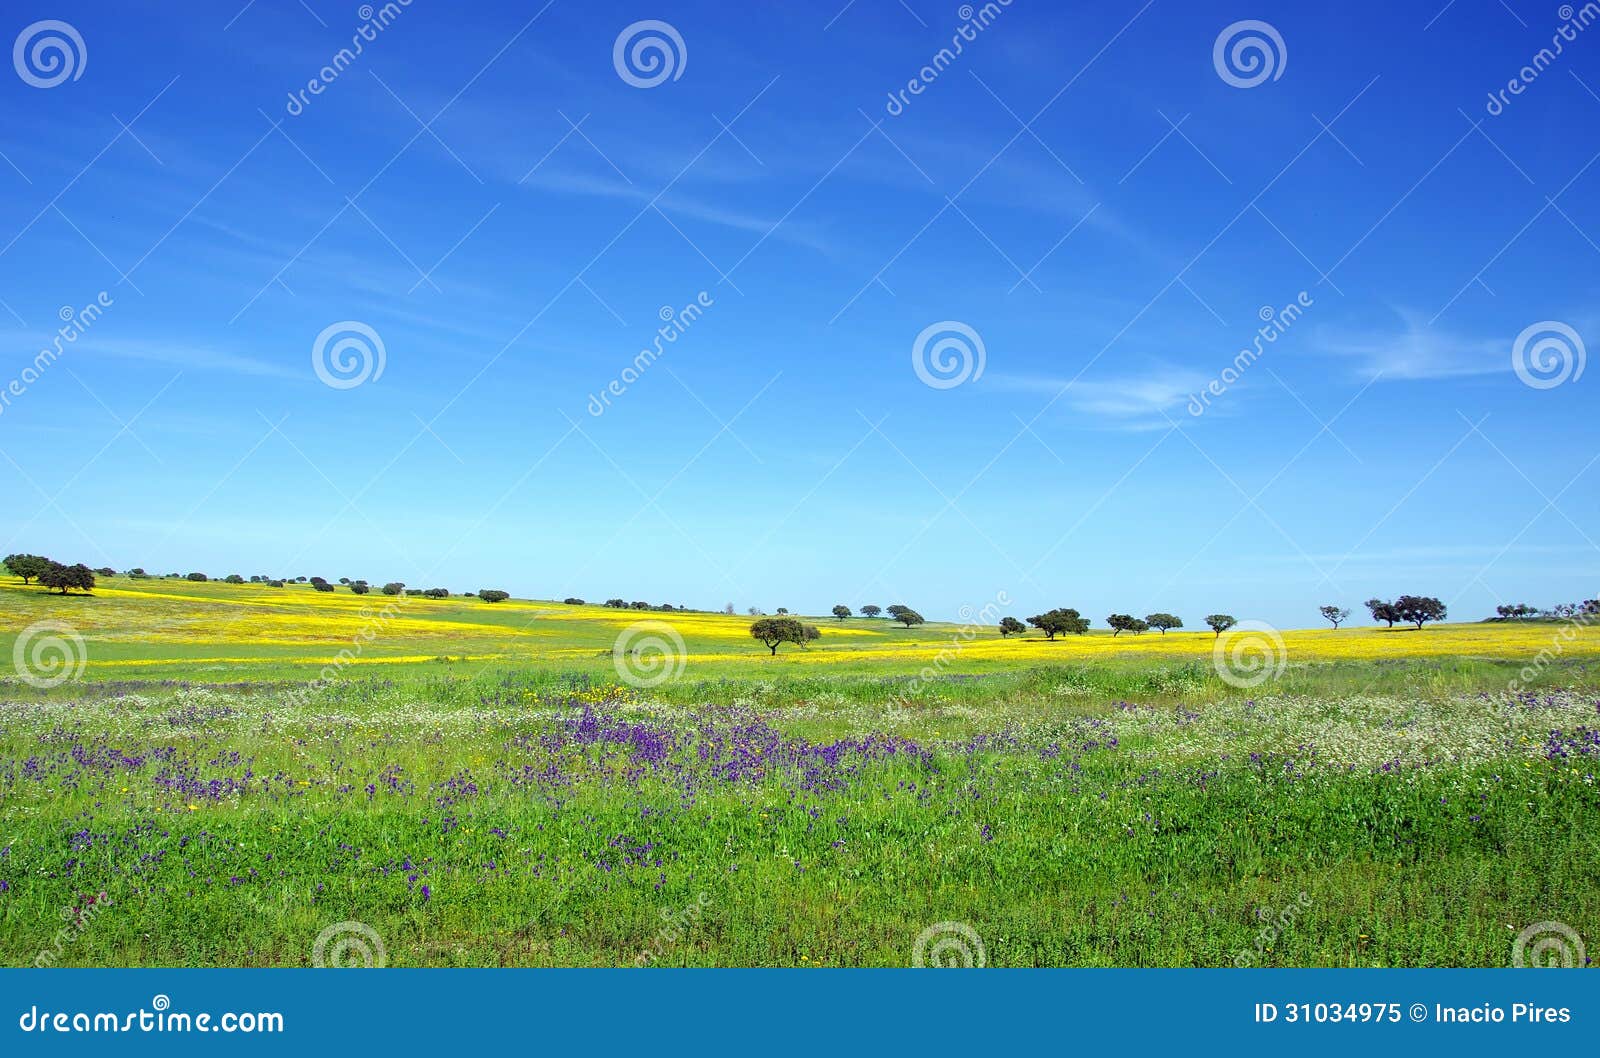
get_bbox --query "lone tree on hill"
[750,616,810,655]
[1393,595,1446,630]
[1106,613,1141,637]
[187,572,208,582]
[350,580,370,595]
[999,616,1027,637]
[861,605,881,618]
[1204,614,1237,638]
[40,562,95,595]
[887,605,924,627]
[832,605,851,620]
[1145,613,1182,634]
[3,554,53,584]
[479,589,510,603]
[382,582,405,596]
[1028,608,1088,639]
[224,574,245,584]
[1364,598,1398,628]
[1319,605,1351,630]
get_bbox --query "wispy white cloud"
[73,338,301,380]
[988,363,1211,430]
[1312,311,1506,381]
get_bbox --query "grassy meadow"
[1,576,1597,967]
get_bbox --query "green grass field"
[2,577,1597,967]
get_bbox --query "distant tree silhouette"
[1028,608,1088,639]
[887,605,924,627]
[750,616,809,655]
[382,582,405,596]
[1319,605,1350,629]
[832,605,851,620]
[861,605,881,618]
[1364,598,1398,628]
[40,562,95,594]
[1393,595,1446,630]
[1145,613,1182,634]
[1204,614,1236,637]
[224,574,245,584]
[479,589,510,603]
[1106,613,1140,637]
[999,616,1027,637]
[3,554,53,584]
[564,597,585,605]
[187,572,208,582]
[350,580,370,595]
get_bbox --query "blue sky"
[2,0,1597,627]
